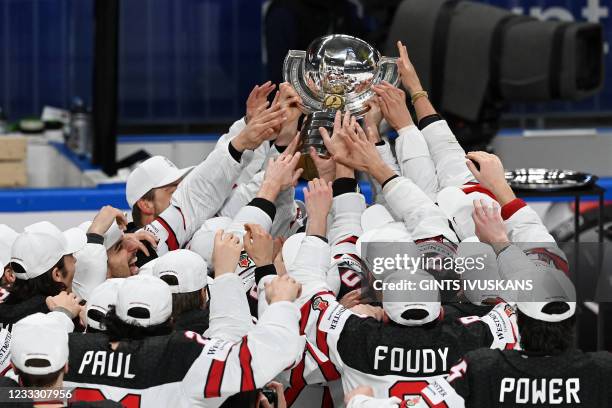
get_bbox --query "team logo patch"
[312,296,329,312]
[239,252,254,269]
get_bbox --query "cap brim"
[154,166,195,189]
[63,228,87,254]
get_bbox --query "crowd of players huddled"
[0,41,610,408]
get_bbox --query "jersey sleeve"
[0,328,11,376]
[182,301,305,402]
[142,205,188,256]
[329,192,366,298]
[394,125,439,199]
[288,235,333,306]
[172,141,245,241]
[369,141,401,208]
[476,302,519,350]
[420,119,476,189]
[503,199,557,244]
[383,176,458,242]
[420,359,468,408]
[346,394,403,408]
[204,273,254,342]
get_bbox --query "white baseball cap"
[78,220,123,250]
[0,224,19,267]
[125,156,194,208]
[436,187,498,241]
[86,278,125,331]
[382,269,441,326]
[360,204,405,232]
[10,313,70,375]
[516,269,576,323]
[153,249,208,294]
[116,275,172,327]
[189,217,233,268]
[10,232,66,280]
[25,221,86,255]
[355,226,413,259]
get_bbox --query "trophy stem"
[299,110,337,181]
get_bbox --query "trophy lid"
[304,34,380,99]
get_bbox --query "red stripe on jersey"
[306,342,340,381]
[204,358,228,398]
[239,337,255,392]
[500,198,527,220]
[321,385,333,408]
[156,216,179,250]
[527,247,570,275]
[336,235,358,245]
[285,355,307,407]
[461,184,497,201]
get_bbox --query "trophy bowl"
[284,34,399,179]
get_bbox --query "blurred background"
[0,0,609,133]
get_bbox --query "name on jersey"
[500,377,580,404]
[78,351,135,379]
[318,301,351,334]
[374,346,449,374]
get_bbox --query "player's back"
[460,348,612,408]
[334,311,495,402]
[64,330,211,408]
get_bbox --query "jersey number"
[73,387,141,408]
[389,381,448,408]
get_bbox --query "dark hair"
[517,302,576,354]
[131,189,155,228]
[14,367,64,387]
[159,275,205,319]
[103,306,172,342]
[6,257,67,303]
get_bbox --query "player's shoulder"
[461,347,505,372]
[583,350,612,372]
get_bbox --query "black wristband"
[381,174,399,189]
[274,144,288,154]
[418,114,443,130]
[255,264,277,285]
[332,177,358,197]
[309,234,328,243]
[228,141,243,163]
[375,140,386,146]
[86,233,105,245]
[248,198,277,221]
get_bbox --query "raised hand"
[88,205,128,235]
[245,81,276,124]
[233,103,287,152]
[472,199,510,251]
[212,230,243,277]
[46,291,82,319]
[372,81,413,131]
[264,274,302,304]
[303,178,333,237]
[350,304,385,321]
[244,223,274,267]
[465,151,516,205]
[276,83,304,146]
[309,147,336,183]
[396,40,422,94]
[364,99,382,144]
[339,289,362,309]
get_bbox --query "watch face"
[505,168,597,190]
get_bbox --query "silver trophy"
[283,34,400,179]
